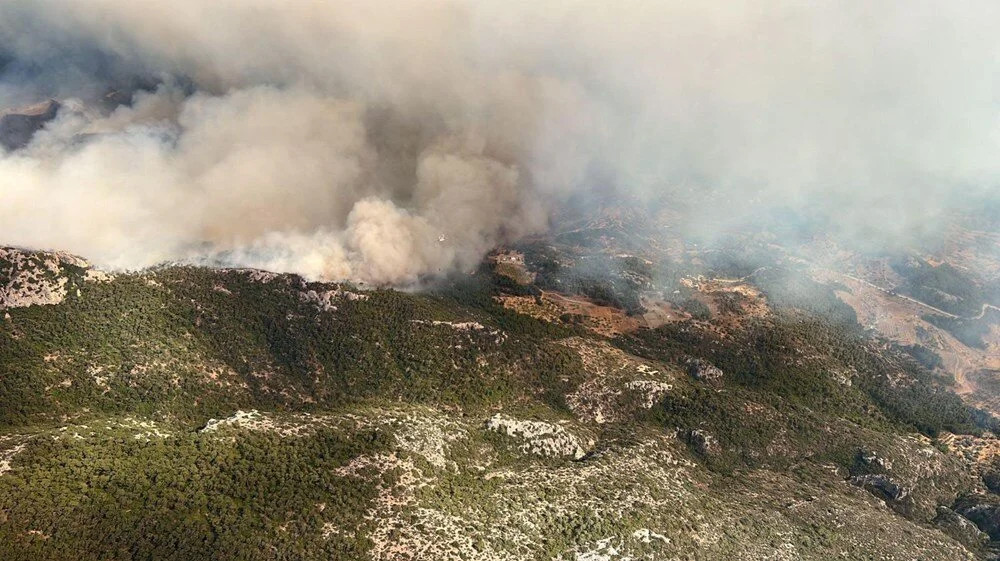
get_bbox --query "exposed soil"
[815,268,1000,409]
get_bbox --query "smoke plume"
[0,1,997,283]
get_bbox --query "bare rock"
[934,506,989,550]
[686,358,723,383]
[953,495,1000,541]
[851,473,910,504]
[0,247,88,310]
[485,414,587,459]
[683,428,720,457]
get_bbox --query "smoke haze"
[0,1,998,283]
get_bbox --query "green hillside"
[0,247,997,560]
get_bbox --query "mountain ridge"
[2,237,1000,559]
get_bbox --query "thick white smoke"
[0,1,998,282]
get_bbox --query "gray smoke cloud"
[0,1,997,283]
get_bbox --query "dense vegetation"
[0,425,390,561]
[1,243,997,560]
[621,312,995,474]
[891,256,986,317]
[0,267,589,428]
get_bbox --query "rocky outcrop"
[301,286,369,311]
[0,99,59,151]
[845,444,975,522]
[953,495,1000,541]
[0,442,26,476]
[978,456,1000,496]
[0,247,88,309]
[624,379,673,409]
[850,473,912,508]
[201,410,267,433]
[560,338,675,424]
[686,358,723,383]
[934,506,989,551]
[485,414,587,459]
[848,450,916,514]
[682,428,720,457]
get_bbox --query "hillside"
[2,4,1000,559]
[3,240,1000,560]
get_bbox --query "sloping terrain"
[0,99,59,151]
[3,244,1000,560]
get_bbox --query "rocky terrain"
[0,2,997,558]
[0,150,997,560]
[1,218,999,561]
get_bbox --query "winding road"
[841,273,999,321]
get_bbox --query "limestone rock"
[485,414,586,459]
[686,358,723,383]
